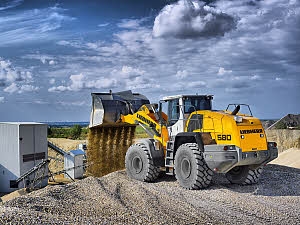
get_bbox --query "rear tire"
[125,143,160,182]
[174,143,213,190]
[225,165,263,185]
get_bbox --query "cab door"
[166,98,185,137]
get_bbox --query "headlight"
[234,116,243,123]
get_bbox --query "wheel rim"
[132,156,143,174]
[230,166,242,175]
[181,157,191,179]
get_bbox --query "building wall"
[0,124,20,193]
[0,123,48,193]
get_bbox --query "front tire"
[174,143,213,190]
[225,165,263,185]
[125,143,160,182]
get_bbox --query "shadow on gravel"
[213,164,300,197]
[156,172,177,183]
[154,165,300,197]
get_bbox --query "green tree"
[47,127,53,137]
[70,125,82,139]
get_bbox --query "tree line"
[48,125,88,140]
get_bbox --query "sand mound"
[266,130,300,153]
[48,138,85,151]
[271,148,300,169]
[1,165,300,225]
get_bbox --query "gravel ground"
[1,164,300,225]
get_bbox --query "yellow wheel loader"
[89,90,278,189]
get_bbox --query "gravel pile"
[1,164,300,225]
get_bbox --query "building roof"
[0,122,46,125]
[69,149,85,157]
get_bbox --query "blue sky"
[0,0,299,121]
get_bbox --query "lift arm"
[121,104,169,148]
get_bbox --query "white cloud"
[0,6,75,46]
[4,83,39,94]
[167,80,206,92]
[250,75,261,80]
[0,0,23,11]
[125,76,160,90]
[69,73,85,91]
[49,60,56,65]
[275,77,283,81]
[41,58,47,64]
[56,40,85,49]
[48,73,84,92]
[153,0,236,39]
[117,19,143,29]
[48,85,69,92]
[4,83,19,93]
[176,70,188,79]
[0,97,4,103]
[112,66,145,79]
[23,54,55,65]
[86,78,118,89]
[86,42,100,50]
[187,81,206,88]
[98,23,109,27]
[20,84,39,93]
[57,40,70,46]
[114,28,152,54]
[48,73,119,92]
[211,73,263,91]
[33,100,48,105]
[57,101,87,106]
[0,58,32,86]
[218,67,232,76]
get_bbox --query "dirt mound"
[266,129,300,152]
[1,165,300,225]
[48,138,85,151]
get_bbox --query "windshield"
[183,96,212,113]
[226,104,253,116]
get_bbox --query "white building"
[64,149,85,179]
[0,122,48,193]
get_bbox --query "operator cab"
[161,95,213,136]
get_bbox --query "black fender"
[174,132,204,155]
[135,138,165,167]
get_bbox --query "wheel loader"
[89,90,278,189]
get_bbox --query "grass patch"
[135,125,148,138]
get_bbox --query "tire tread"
[125,143,160,182]
[175,143,213,190]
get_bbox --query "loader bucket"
[89,90,150,128]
